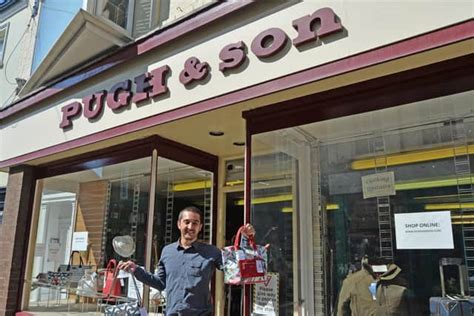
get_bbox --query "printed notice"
[253,273,279,315]
[395,211,454,249]
[362,172,396,199]
[72,231,88,251]
[127,273,144,299]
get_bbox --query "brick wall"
[0,166,36,315]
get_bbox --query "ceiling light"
[351,145,474,170]
[395,175,474,191]
[424,203,474,210]
[209,131,224,136]
[233,141,245,146]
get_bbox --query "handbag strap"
[233,225,257,251]
[130,273,143,307]
[67,251,85,269]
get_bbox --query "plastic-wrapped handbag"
[104,274,147,316]
[222,225,268,285]
[76,270,98,297]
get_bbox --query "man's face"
[177,211,202,242]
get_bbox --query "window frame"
[94,0,135,35]
[0,0,27,22]
[0,22,8,68]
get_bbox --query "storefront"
[0,1,472,315]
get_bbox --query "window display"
[26,157,152,311]
[251,90,474,315]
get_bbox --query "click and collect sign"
[394,211,454,249]
[361,172,396,199]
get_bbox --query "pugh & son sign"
[60,7,343,130]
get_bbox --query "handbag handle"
[67,251,85,270]
[106,264,143,308]
[233,225,257,251]
[106,259,117,270]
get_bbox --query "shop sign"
[394,211,454,249]
[361,171,396,199]
[59,7,344,130]
[253,272,279,315]
[72,231,88,251]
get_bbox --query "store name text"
[60,7,343,129]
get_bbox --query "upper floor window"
[0,0,16,11]
[96,0,134,31]
[0,23,8,67]
[0,0,27,22]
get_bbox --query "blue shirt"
[134,240,223,315]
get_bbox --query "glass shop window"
[251,90,474,315]
[25,156,151,312]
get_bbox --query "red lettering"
[149,65,170,97]
[292,7,342,47]
[59,101,82,129]
[219,41,247,72]
[83,91,106,119]
[107,80,132,110]
[133,65,170,103]
[251,28,288,58]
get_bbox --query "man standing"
[118,206,255,315]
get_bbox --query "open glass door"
[148,157,214,313]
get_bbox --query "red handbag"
[102,259,121,298]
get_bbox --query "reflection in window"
[251,90,474,315]
[27,157,151,311]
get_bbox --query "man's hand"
[241,223,256,238]
[117,260,137,273]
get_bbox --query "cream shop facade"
[0,1,473,315]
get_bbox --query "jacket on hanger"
[336,263,411,316]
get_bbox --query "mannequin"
[336,256,411,316]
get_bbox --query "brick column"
[0,166,36,315]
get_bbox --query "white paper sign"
[72,231,88,251]
[253,273,279,315]
[395,211,454,249]
[362,172,396,199]
[128,274,144,299]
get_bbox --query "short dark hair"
[178,206,203,223]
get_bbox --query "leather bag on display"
[58,250,92,288]
[102,259,122,298]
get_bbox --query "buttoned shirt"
[134,240,223,315]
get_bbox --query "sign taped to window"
[253,272,279,315]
